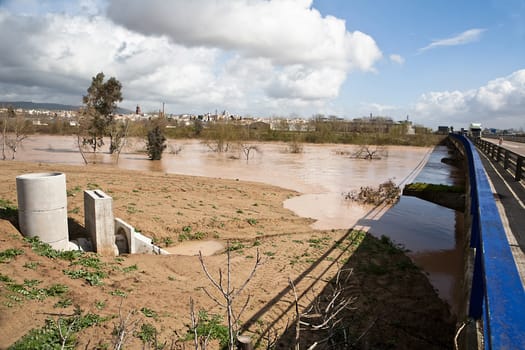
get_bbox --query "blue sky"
[314,0,525,128]
[0,0,524,130]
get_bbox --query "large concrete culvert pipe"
[16,172,69,250]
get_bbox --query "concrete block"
[114,218,133,254]
[114,217,169,255]
[84,190,118,256]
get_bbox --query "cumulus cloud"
[414,69,525,129]
[105,0,382,106]
[389,54,405,65]
[0,0,383,115]
[107,0,381,71]
[419,28,486,52]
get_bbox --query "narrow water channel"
[365,145,465,316]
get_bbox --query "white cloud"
[389,54,405,65]
[413,69,525,129]
[0,0,383,115]
[105,0,382,106]
[419,28,486,52]
[107,0,382,71]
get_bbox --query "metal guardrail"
[473,138,524,183]
[449,134,525,349]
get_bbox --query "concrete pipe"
[16,172,69,250]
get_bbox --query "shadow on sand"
[0,204,89,244]
[242,229,455,349]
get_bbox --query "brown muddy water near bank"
[13,136,463,313]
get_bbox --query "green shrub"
[9,311,107,349]
[0,248,24,263]
[146,125,167,160]
[185,311,229,349]
[63,269,107,286]
[140,307,158,319]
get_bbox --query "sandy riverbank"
[0,161,454,349]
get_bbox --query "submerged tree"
[146,120,167,160]
[1,107,32,160]
[81,72,123,153]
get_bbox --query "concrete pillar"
[84,190,118,256]
[16,172,69,250]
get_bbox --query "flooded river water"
[14,135,464,313]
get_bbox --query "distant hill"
[0,101,132,114]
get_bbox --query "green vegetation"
[25,236,82,260]
[2,277,68,306]
[22,261,39,270]
[122,264,138,273]
[54,298,73,308]
[404,182,464,193]
[63,268,107,286]
[9,308,108,350]
[0,248,24,263]
[246,218,258,226]
[185,311,229,349]
[140,307,158,319]
[226,241,245,252]
[66,185,82,197]
[0,198,17,221]
[81,72,123,154]
[178,226,207,241]
[135,323,158,346]
[109,289,127,297]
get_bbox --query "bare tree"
[352,145,388,160]
[2,107,32,160]
[203,122,234,153]
[239,143,259,163]
[1,108,8,160]
[113,119,130,164]
[112,300,139,350]
[287,140,303,154]
[289,268,356,349]
[188,297,217,350]
[198,243,262,350]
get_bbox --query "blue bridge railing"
[450,134,525,349]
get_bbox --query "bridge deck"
[485,138,525,156]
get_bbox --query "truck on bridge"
[469,123,482,138]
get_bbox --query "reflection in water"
[365,145,465,315]
[16,137,463,312]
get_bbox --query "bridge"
[448,134,525,349]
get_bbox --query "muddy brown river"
[12,135,464,314]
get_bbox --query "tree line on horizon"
[1,72,445,162]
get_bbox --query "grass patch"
[54,298,73,308]
[63,268,107,286]
[66,185,82,197]
[109,289,127,297]
[0,248,24,263]
[404,182,464,193]
[122,264,138,273]
[140,307,158,319]
[9,309,108,349]
[226,241,245,252]
[25,237,81,260]
[4,278,68,302]
[246,218,258,226]
[184,311,229,349]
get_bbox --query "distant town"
[0,101,523,137]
